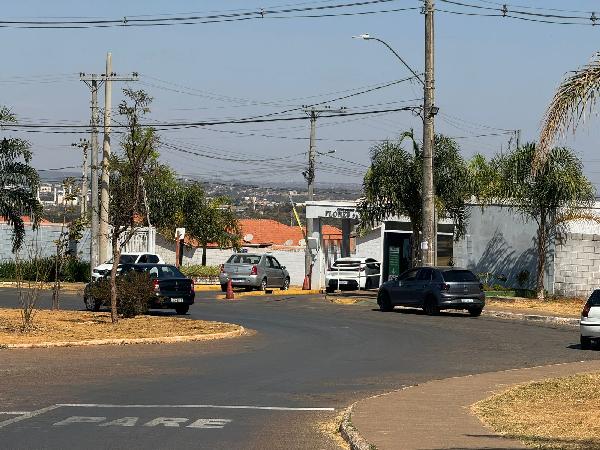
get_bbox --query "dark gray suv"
[377,266,485,316]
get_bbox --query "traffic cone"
[302,275,310,290]
[226,279,234,299]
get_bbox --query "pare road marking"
[0,405,61,429]
[52,416,232,429]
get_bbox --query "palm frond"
[538,53,600,169]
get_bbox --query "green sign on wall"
[388,246,400,278]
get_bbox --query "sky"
[3,0,600,190]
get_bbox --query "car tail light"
[582,302,591,318]
[441,283,450,291]
[220,264,225,273]
[152,279,160,292]
[190,280,195,294]
[250,265,258,275]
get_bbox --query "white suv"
[92,252,165,281]
[325,257,381,292]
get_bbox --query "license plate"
[171,298,184,303]
[462,299,474,303]
[233,279,244,283]
[338,281,348,285]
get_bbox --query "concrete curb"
[484,309,579,327]
[0,326,249,349]
[339,405,373,450]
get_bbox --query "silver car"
[580,289,600,350]
[219,253,290,292]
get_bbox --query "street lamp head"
[352,33,371,40]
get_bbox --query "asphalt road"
[1,289,598,449]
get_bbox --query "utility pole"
[97,53,138,263]
[301,105,345,288]
[80,74,102,273]
[516,129,521,149]
[421,0,437,267]
[72,138,90,215]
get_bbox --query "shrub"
[0,257,90,282]
[180,265,220,278]
[87,271,155,318]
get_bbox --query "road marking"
[53,416,106,426]
[187,418,231,429]
[0,412,30,415]
[56,403,335,412]
[0,405,61,428]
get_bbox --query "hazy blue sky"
[3,0,600,189]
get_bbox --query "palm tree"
[358,131,470,266]
[496,143,595,299]
[0,106,42,252]
[538,54,600,166]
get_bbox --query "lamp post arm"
[370,37,425,86]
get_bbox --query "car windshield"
[588,290,600,306]
[118,254,138,264]
[227,254,261,265]
[442,270,479,282]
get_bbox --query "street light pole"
[353,21,438,266]
[422,0,436,266]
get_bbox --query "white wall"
[355,228,382,260]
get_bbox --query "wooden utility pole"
[421,0,437,267]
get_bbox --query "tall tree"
[495,143,595,299]
[0,107,42,252]
[106,89,158,323]
[181,182,241,266]
[538,54,600,166]
[358,131,470,265]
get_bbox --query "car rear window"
[442,270,479,282]
[144,265,184,279]
[332,261,361,269]
[119,254,137,264]
[588,290,600,306]
[227,254,261,265]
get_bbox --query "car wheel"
[281,277,290,291]
[581,335,592,350]
[468,307,483,317]
[423,297,440,316]
[378,290,393,312]
[84,293,101,312]
[260,278,268,291]
[220,283,228,292]
[175,305,189,315]
[325,286,334,294]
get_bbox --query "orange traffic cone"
[302,275,310,290]
[226,279,235,299]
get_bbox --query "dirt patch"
[0,309,244,347]
[473,372,600,449]
[487,297,585,317]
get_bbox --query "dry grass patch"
[473,372,600,449]
[0,308,242,346]
[327,297,363,305]
[487,297,585,317]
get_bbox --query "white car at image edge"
[92,252,164,281]
[580,289,600,350]
[325,257,381,292]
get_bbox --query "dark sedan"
[377,266,485,316]
[85,263,195,315]
[121,263,195,315]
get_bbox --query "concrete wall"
[155,235,307,286]
[554,232,600,297]
[355,228,382,260]
[453,205,542,290]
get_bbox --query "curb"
[484,309,579,327]
[339,405,374,450]
[1,326,249,349]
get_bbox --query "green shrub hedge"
[179,265,220,278]
[0,257,90,283]
[86,271,155,318]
